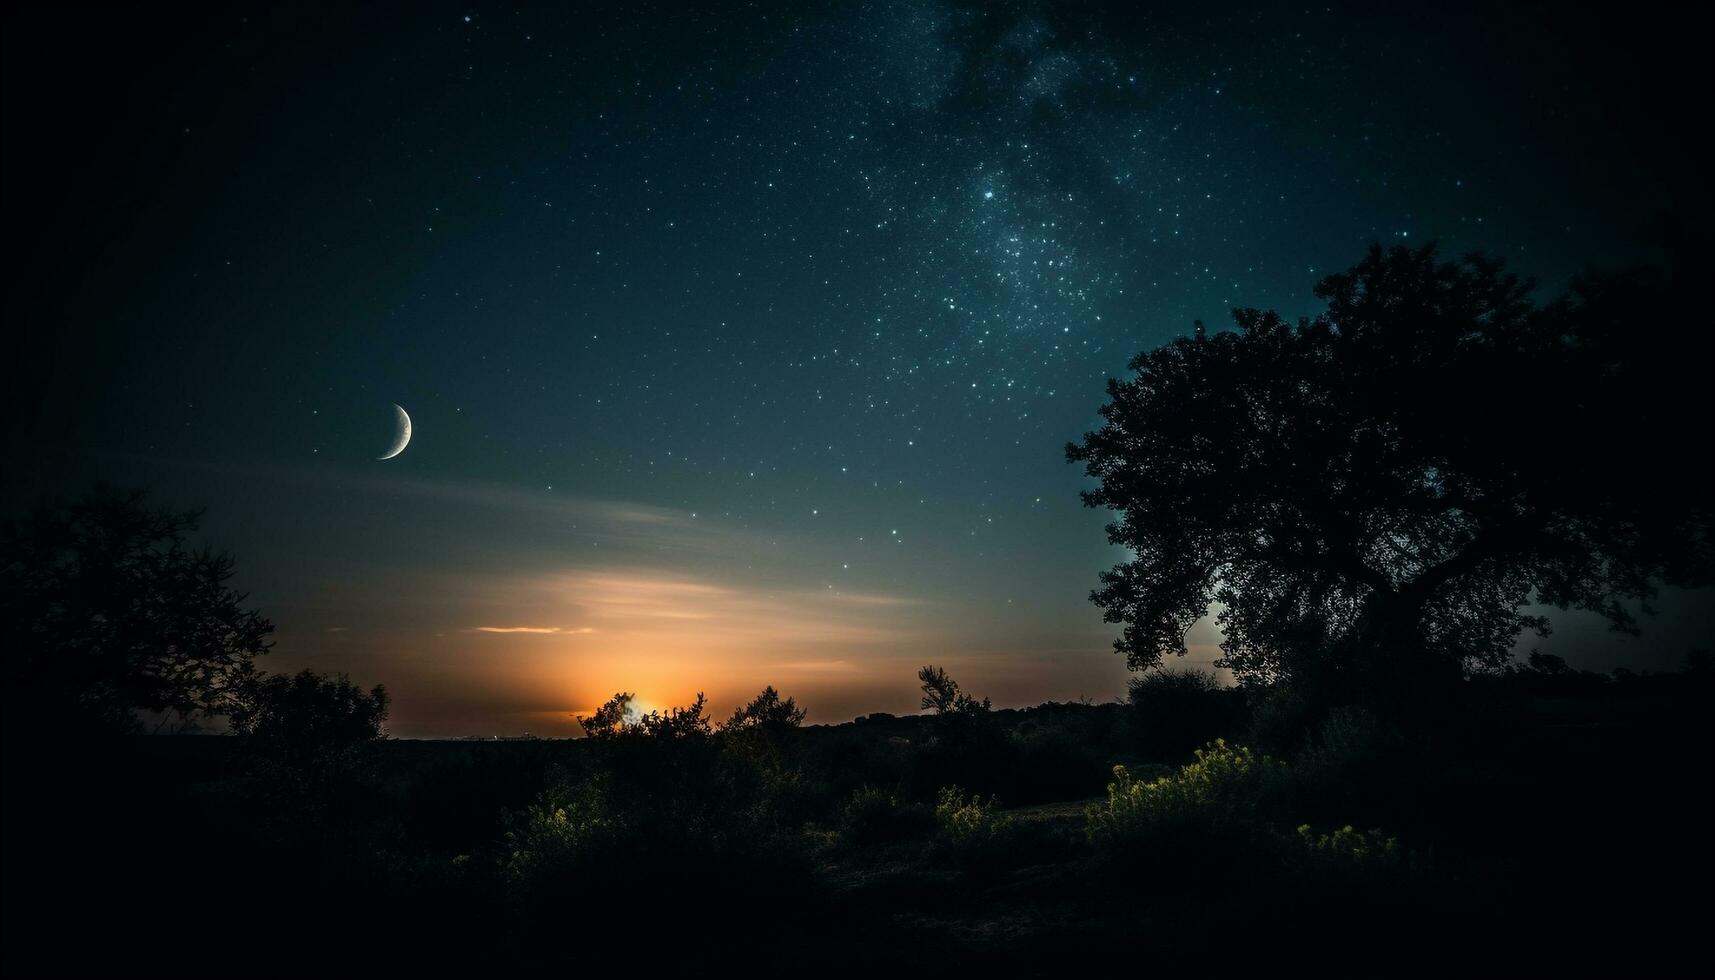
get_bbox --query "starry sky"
[6,1,1710,735]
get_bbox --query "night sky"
[6,1,1710,735]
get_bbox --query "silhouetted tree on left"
[0,485,274,736]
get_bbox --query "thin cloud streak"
[470,626,596,635]
[774,660,863,673]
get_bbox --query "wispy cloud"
[380,477,700,533]
[774,660,862,673]
[70,450,722,555]
[531,569,925,644]
[815,591,924,608]
[471,626,595,635]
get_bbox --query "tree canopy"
[578,691,713,740]
[723,685,807,733]
[0,485,275,734]
[1067,243,1713,698]
[227,668,389,752]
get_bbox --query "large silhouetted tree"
[0,485,275,735]
[1068,243,1712,701]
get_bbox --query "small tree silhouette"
[722,685,807,733]
[919,665,990,717]
[721,686,808,781]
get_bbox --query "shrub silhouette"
[578,690,713,740]
[501,694,814,956]
[838,785,933,845]
[723,684,807,733]
[229,668,389,754]
[1126,667,1243,761]
[720,686,811,811]
[1007,719,1113,802]
[219,668,392,843]
[1287,706,1405,825]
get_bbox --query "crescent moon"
[378,403,412,460]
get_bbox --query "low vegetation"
[4,473,1710,975]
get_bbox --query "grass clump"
[838,785,933,845]
[932,785,1028,874]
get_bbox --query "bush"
[1088,739,1281,833]
[229,668,389,755]
[1293,824,1406,880]
[838,785,933,845]
[1243,685,1329,756]
[501,774,619,892]
[907,723,1019,800]
[722,685,807,733]
[1085,735,1426,911]
[506,693,808,911]
[579,691,712,740]
[1290,706,1401,825]
[932,786,1024,874]
[1008,725,1112,803]
[216,670,393,849]
[719,686,813,818]
[499,752,814,958]
[1086,739,1287,876]
[1127,668,1243,761]
[571,692,762,846]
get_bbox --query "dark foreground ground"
[4,674,1711,977]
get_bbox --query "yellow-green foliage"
[1296,824,1403,871]
[501,779,616,887]
[935,786,1008,839]
[1086,738,1413,887]
[1086,739,1280,849]
[933,785,1019,867]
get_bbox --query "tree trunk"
[1350,586,1458,712]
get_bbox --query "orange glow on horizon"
[273,561,1154,738]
